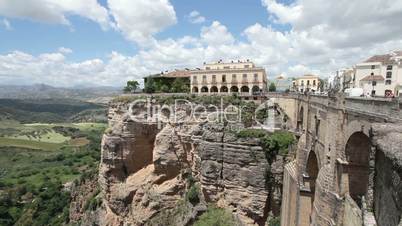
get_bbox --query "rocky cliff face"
[88,101,287,226]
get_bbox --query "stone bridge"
[270,94,402,226]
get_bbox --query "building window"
[307,80,310,85]
[386,71,392,78]
[202,75,207,81]
[371,65,375,69]
[371,72,374,75]
[244,65,249,68]
[223,66,230,69]
[243,74,247,79]
[232,74,236,79]
[301,81,304,86]
[385,80,392,85]
[206,67,210,70]
[313,80,316,86]
[222,75,226,82]
[193,76,197,80]
[212,75,216,79]
[387,65,393,70]
[372,81,377,86]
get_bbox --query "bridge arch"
[300,150,320,225]
[297,106,304,131]
[345,131,370,206]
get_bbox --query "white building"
[354,51,402,97]
[190,60,268,95]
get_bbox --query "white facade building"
[354,51,402,97]
[190,60,268,95]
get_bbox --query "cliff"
[73,99,290,226]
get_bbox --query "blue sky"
[0,0,284,61]
[0,0,401,87]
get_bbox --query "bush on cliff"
[193,206,236,226]
[186,184,200,205]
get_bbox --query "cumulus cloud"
[107,0,177,45]
[2,0,402,86]
[0,0,112,30]
[201,21,235,46]
[187,11,206,24]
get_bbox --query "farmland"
[0,119,107,226]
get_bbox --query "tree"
[269,82,277,92]
[144,78,155,93]
[123,80,139,93]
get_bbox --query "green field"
[0,137,64,151]
[0,119,107,226]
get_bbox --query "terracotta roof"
[360,75,385,81]
[162,70,191,78]
[364,51,402,64]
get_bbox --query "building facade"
[190,61,268,95]
[354,51,402,97]
[292,75,320,93]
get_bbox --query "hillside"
[0,84,121,101]
[0,99,107,123]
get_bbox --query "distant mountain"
[0,98,107,123]
[0,84,122,101]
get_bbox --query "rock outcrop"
[90,100,287,226]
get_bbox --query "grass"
[0,137,64,151]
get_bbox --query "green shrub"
[193,206,236,226]
[186,184,200,205]
[236,129,268,138]
[268,217,280,226]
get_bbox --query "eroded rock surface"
[87,101,287,226]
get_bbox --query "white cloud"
[201,21,235,46]
[188,10,206,24]
[1,18,11,30]
[107,0,177,45]
[58,47,73,54]
[0,0,112,30]
[2,0,402,86]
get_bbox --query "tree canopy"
[123,80,140,93]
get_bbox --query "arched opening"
[241,86,249,93]
[252,85,260,95]
[300,151,319,225]
[297,106,304,131]
[192,86,199,93]
[201,86,208,93]
[220,86,228,93]
[345,132,370,206]
[210,86,218,93]
[230,86,239,93]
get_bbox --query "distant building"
[354,51,402,97]
[190,60,268,95]
[272,75,292,92]
[143,70,191,93]
[336,68,355,91]
[292,74,320,93]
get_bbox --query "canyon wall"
[71,100,290,226]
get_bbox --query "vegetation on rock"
[193,206,236,226]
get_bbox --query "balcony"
[192,80,198,85]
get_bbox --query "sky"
[0,0,402,87]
